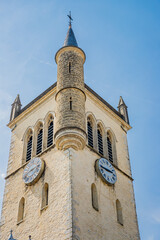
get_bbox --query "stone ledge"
[86,144,133,181]
[5,144,55,180]
[17,219,24,225]
[40,205,48,213]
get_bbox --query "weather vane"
[67,11,73,26]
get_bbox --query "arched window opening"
[91,183,99,211]
[87,117,93,148]
[97,125,103,155]
[116,199,123,225]
[36,125,43,155]
[26,133,33,162]
[17,197,25,223]
[107,133,113,162]
[47,117,54,147]
[41,183,49,209]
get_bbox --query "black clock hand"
[24,166,37,177]
[100,165,113,174]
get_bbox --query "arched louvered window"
[91,183,99,211]
[97,126,103,155]
[87,117,93,148]
[17,197,25,223]
[116,199,123,225]
[36,127,43,155]
[26,134,33,162]
[47,117,54,147]
[41,183,49,209]
[107,133,113,162]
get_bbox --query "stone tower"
[0,16,140,240]
[55,23,86,150]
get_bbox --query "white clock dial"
[96,158,117,185]
[23,157,44,185]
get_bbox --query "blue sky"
[0,1,160,239]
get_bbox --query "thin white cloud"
[152,208,160,224]
[32,57,55,68]
[148,236,154,240]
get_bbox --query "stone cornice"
[5,144,55,179]
[55,46,86,64]
[5,144,133,182]
[85,87,131,131]
[86,145,133,181]
[7,85,57,129]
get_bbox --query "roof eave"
[7,82,132,131]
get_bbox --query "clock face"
[96,158,117,185]
[23,157,44,185]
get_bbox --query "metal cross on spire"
[67,11,73,27]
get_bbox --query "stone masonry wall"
[0,84,140,239]
[71,148,140,240]
[55,88,85,131]
[0,92,73,240]
[55,49,86,136]
[0,148,72,240]
[56,50,85,92]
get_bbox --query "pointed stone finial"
[8,230,16,240]
[10,94,22,121]
[118,96,126,107]
[118,96,129,124]
[14,94,21,104]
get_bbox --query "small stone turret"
[10,94,22,121]
[54,20,86,150]
[118,96,129,124]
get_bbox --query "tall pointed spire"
[118,96,129,124]
[63,12,78,47]
[10,94,22,121]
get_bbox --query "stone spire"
[118,96,129,124]
[10,94,22,121]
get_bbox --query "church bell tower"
[0,14,140,240]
